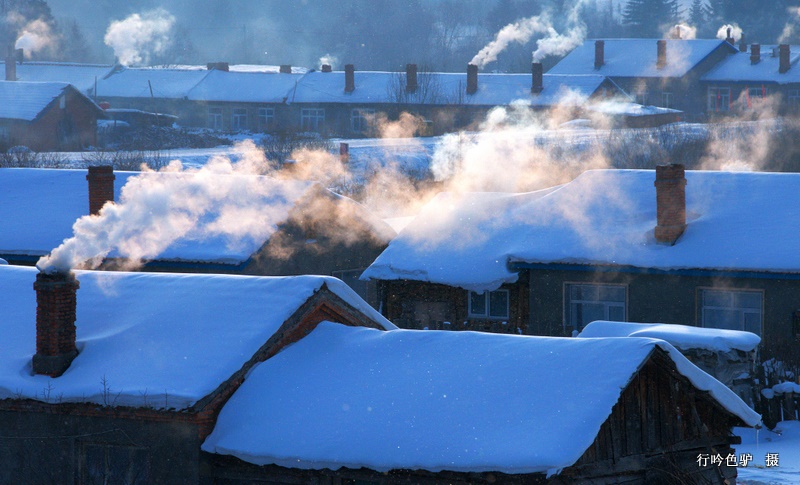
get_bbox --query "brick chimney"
[87,165,115,215]
[466,63,478,95]
[344,64,355,92]
[279,64,292,74]
[5,46,16,81]
[654,164,687,245]
[780,44,791,74]
[725,27,735,46]
[594,40,605,69]
[33,271,80,377]
[340,142,349,164]
[750,44,761,64]
[657,40,667,69]
[739,34,747,53]
[406,63,418,92]
[321,64,332,73]
[531,62,543,94]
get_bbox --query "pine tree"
[623,0,679,37]
[688,0,709,27]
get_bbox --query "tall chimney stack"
[725,27,735,46]
[344,64,355,93]
[531,62,543,94]
[594,40,605,69]
[654,164,687,244]
[657,40,667,69]
[406,63,418,93]
[5,46,16,81]
[739,34,747,53]
[466,63,478,95]
[780,44,791,74]
[33,271,80,377]
[750,44,761,64]
[87,165,115,215]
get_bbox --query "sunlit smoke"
[667,23,697,40]
[532,24,585,62]
[104,9,175,66]
[471,15,553,68]
[319,53,338,69]
[14,19,58,57]
[778,7,800,43]
[716,24,742,42]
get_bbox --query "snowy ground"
[735,421,800,484]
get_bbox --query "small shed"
[203,324,761,484]
[579,320,761,408]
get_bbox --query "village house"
[1,58,115,92]
[361,165,800,357]
[0,264,393,483]
[0,167,394,305]
[201,321,760,484]
[548,38,738,119]
[0,81,103,151]
[701,43,800,116]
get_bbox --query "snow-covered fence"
[759,382,800,429]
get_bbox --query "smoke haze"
[104,9,175,66]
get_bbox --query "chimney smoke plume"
[104,8,175,66]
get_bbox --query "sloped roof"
[0,81,84,121]
[578,321,761,353]
[0,61,115,92]
[702,45,800,84]
[202,322,760,475]
[0,168,394,265]
[549,39,736,78]
[96,67,211,99]
[187,70,303,103]
[362,170,800,291]
[289,71,609,107]
[0,265,394,409]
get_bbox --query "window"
[0,126,9,143]
[350,108,375,134]
[661,92,673,109]
[789,89,800,111]
[231,108,248,131]
[745,86,768,109]
[635,90,648,105]
[564,283,626,333]
[468,290,509,319]
[300,108,325,131]
[700,289,763,335]
[708,87,731,112]
[79,443,150,484]
[207,107,223,130]
[257,107,274,131]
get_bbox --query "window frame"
[300,108,325,131]
[207,106,223,130]
[698,287,764,336]
[350,108,375,134]
[563,282,627,334]
[708,86,731,112]
[661,91,672,109]
[467,289,510,320]
[231,107,248,131]
[788,89,800,111]
[257,107,275,131]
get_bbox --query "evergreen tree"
[688,0,709,27]
[623,0,679,37]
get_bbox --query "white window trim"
[231,108,248,131]
[208,107,223,130]
[300,108,325,131]
[350,108,375,133]
[257,107,275,129]
[698,287,764,336]
[563,282,627,333]
[708,86,731,112]
[467,289,510,319]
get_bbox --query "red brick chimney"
[5,46,17,81]
[594,40,605,69]
[87,165,115,215]
[531,62,543,94]
[33,271,80,377]
[344,64,355,93]
[654,164,687,244]
[279,64,292,74]
[657,40,667,69]
[321,64,332,73]
[780,44,791,74]
[750,44,761,64]
[466,63,478,95]
[406,63,418,92]
[739,34,747,53]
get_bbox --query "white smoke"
[778,7,800,44]
[668,23,697,40]
[14,19,58,56]
[716,24,742,43]
[532,24,586,62]
[471,15,553,67]
[319,53,338,69]
[104,9,176,66]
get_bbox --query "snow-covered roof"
[96,67,210,99]
[289,71,608,107]
[0,168,394,265]
[0,81,73,121]
[702,45,800,84]
[362,170,800,291]
[549,39,736,78]
[202,322,760,475]
[578,321,761,352]
[0,265,394,409]
[187,70,303,103]
[0,61,115,92]
[587,100,681,117]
